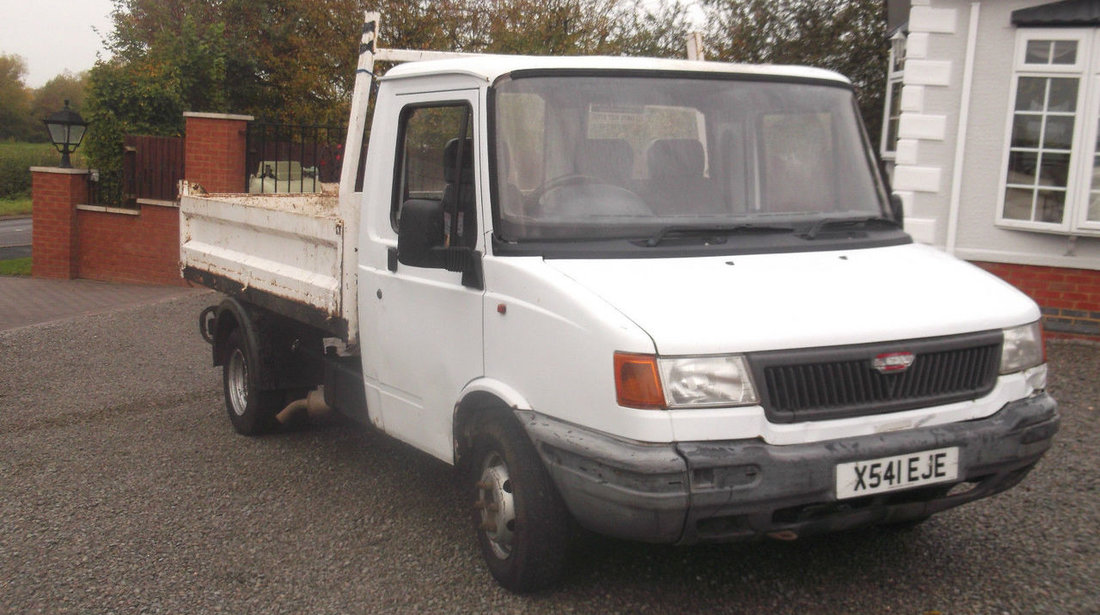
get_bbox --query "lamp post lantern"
[43,100,88,169]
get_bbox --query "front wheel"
[222,329,280,435]
[470,413,571,593]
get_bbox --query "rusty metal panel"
[180,193,343,319]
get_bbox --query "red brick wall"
[75,204,187,286]
[184,114,250,194]
[973,261,1100,338]
[31,169,88,279]
[32,113,253,286]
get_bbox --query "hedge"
[0,142,59,199]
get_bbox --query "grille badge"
[872,352,915,374]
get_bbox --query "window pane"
[393,105,473,235]
[763,112,836,211]
[1008,151,1038,185]
[1052,40,1078,64]
[1048,78,1079,112]
[884,81,903,152]
[1011,115,1042,148]
[403,106,467,196]
[1091,150,1100,223]
[492,77,887,241]
[1025,40,1052,64]
[1035,190,1065,223]
[1038,153,1070,187]
[1043,115,1075,150]
[1003,187,1034,220]
[497,92,545,190]
[1015,78,1046,111]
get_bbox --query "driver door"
[359,91,484,461]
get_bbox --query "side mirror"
[889,193,905,227]
[396,199,484,289]
[397,199,446,268]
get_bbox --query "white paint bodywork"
[481,246,1040,447]
[181,32,1046,464]
[543,243,1038,355]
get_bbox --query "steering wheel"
[533,174,603,205]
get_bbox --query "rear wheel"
[223,329,280,435]
[470,413,570,593]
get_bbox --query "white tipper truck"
[180,14,1059,592]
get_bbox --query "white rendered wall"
[903,0,1100,269]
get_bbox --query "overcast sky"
[0,0,703,89]
[0,0,114,87]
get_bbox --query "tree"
[30,71,90,136]
[82,0,690,172]
[0,54,34,141]
[703,0,887,142]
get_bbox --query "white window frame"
[880,32,906,159]
[996,28,1100,236]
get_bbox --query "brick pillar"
[183,112,254,194]
[31,167,89,279]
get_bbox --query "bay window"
[998,29,1100,235]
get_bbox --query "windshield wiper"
[801,216,900,240]
[643,223,795,247]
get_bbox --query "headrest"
[443,138,473,183]
[576,139,634,184]
[647,139,705,179]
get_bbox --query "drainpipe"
[946,3,981,255]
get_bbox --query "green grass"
[0,195,32,217]
[0,257,32,276]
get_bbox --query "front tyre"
[470,413,570,593]
[222,328,280,435]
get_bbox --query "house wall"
[899,0,1100,268]
[894,0,1100,338]
[953,1,1100,269]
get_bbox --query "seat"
[575,139,634,187]
[645,138,722,215]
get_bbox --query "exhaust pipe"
[276,388,331,424]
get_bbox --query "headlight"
[1001,321,1044,374]
[658,355,758,408]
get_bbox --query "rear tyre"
[223,328,280,435]
[470,413,570,593]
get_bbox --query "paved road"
[0,217,31,260]
[0,217,31,247]
[0,293,1097,614]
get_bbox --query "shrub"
[0,142,58,199]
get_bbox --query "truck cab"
[184,52,1058,593]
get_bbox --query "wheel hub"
[227,348,249,417]
[476,451,516,560]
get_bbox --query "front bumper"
[518,392,1058,544]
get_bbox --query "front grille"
[750,330,1002,423]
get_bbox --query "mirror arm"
[431,247,483,290]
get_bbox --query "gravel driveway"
[0,292,1097,614]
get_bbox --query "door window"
[393,104,477,247]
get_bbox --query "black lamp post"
[43,100,88,169]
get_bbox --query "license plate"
[835,447,959,500]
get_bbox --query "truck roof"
[380,54,851,86]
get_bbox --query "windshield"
[492,74,890,242]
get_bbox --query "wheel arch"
[212,297,258,368]
[453,379,532,469]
